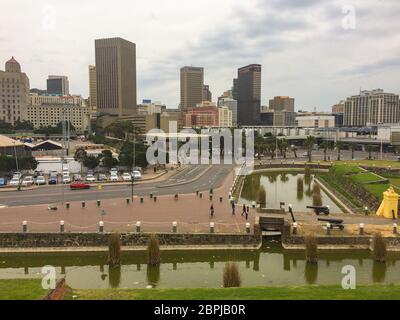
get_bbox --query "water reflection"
[108,266,121,288]
[372,262,387,283]
[304,263,318,285]
[240,172,342,213]
[1,244,400,289]
[147,265,160,287]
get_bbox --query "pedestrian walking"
[231,201,235,215]
[245,209,249,221]
[242,204,246,216]
[210,204,214,218]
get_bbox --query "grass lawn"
[68,285,400,300]
[0,279,47,300]
[349,172,385,184]
[334,160,400,168]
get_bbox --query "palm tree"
[280,138,289,159]
[304,136,316,162]
[267,143,276,160]
[74,147,87,175]
[349,142,357,160]
[321,141,330,162]
[366,145,374,160]
[335,141,343,161]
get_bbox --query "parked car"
[73,174,82,181]
[110,173,119,182]
[12,172,21,179]
[21,176,34,187]
[98,173,107,181]
[9,177,20,187]
[0,178,6,187]
[302,152,309,157]
[122,172,132,181]
[131,170,142,180]
[85,174,96,182]
[70,182,90,190]
[62,174,71,184]
[35,176,46,185]
[48,176,58,185]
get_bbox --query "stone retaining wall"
[0,232,260,249]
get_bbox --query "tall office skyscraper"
[47,75,69,95]
[237,64,261,125]
[88,65,97,113]
[95,37,137,116]
[0,57,30,125]
[202,84,212,102]
[180,66,204,109]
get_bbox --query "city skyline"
[1,0,399,110]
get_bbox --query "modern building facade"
[47,75,69,95]
[95,37,137,116]
[202,85,212,102]
[88,65,97,114]
[236,64,261,126]
[0,57,30,125]
[180,67,204,109]
[218,97,237,126]
[26,93,90,133]
[218,106,233,127]
[184,106,218,127]
[296,115,335,128]
[344,89,400,127]
[269,96,294,112]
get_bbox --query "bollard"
[81,201,86,208]
[136,221,141,233]
[209,195,213,201]
[209,188,213,195]
[150,193,153,199]
[66,202,70,209]
[140,197,144,203]
[364,207,369,216]
[252,201,256,209]
[196,190,199,196]
[394,223,398,235]
[126,198,130,205]
[326,223,331,235]
[22,221,27,233]
[153,196,157,202]
[99,221,104,233]
[228,192,232,198]
[219,196,223,203]
[199,192,203,199]
[210,222,215,234]
[174,194,178,200]
[359,223,364,236]
[172,221,177,233]
[246,222,251,234]
[60,220,65,233]
[97,200,101,207]
[292,222,298,235]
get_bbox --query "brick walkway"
[0,170,254,234]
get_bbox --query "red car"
[70,182,91,190]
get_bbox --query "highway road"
[0,165,234,207]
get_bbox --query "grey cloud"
[341,57,400,75]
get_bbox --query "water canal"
[0,243,397,288]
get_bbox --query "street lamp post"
[131,125,136,201]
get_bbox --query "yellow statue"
[376,187,399,219]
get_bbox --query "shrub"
[313,183,321,195]
[108,233,121,266]
[305,234,318,263]
[147,234,161,266]
[373,233,387,263]
[223,262,241,288]
[313,194,323,206]
[257,186,266,207]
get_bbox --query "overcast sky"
[1,0,399,110]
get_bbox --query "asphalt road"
[0,165,233,207]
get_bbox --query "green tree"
[279,138,289,158]
[304,136,316,162]
[74,147,87,175]
[100,150,118,170]
[366,145,374,160]
[267,143,276,160]
[335,141,343,161]
[83,155,100,170]
[321,141,330,162]
[349,142,357,160]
